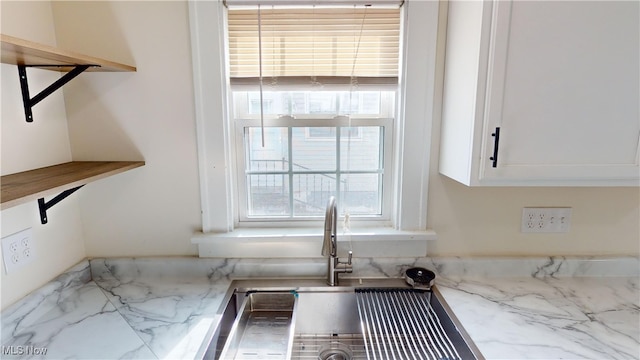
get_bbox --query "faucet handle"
[347,250,353,265]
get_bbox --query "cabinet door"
[480,0,639,185]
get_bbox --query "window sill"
[191,227,437,258]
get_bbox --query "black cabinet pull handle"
[489,127,500,168]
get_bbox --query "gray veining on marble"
[1,261,155,359]
[1,261,91,345]
[91,258,230,360]
[436,276,640,359]
[2,256,638,360]
[89,256,640,282]
[416,256,640,278]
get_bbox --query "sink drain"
[318,342,353,360]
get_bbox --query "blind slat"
[230,76,398,91]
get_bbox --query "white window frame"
[233,91,396,120]
[234,116,393,225]
[188,0,440,256]
[232,89,395,225]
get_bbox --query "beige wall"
[1,0,637,308]
[54,0,637,259]
[426,4,639,256]
[51,0,202,257]
[427,177,639,256]
[0,1,86,309]
[51,0,639,258]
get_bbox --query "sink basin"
[198,278,483,360]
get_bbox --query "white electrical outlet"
[1,228,35,274]
[521,208,572,233]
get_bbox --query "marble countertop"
[1,256,638,359]
[437,276,639,359]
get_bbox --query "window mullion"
[288,126,294,219]
[379,126,385,215]
[336,125,342,214]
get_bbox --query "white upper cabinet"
[439,0,639,186]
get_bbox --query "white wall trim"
[395,0,440,231]
[188,0,234,233]
[192,227,437,258]
[188,0,441,254]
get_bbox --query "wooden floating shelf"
[1,34,136,72]
[1,161,145,210]
[0,35,142,222]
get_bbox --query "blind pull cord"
[258,5,265,147]
[343,5,368,253]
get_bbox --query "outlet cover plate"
[2,228,35,274]
[521,207,572,233]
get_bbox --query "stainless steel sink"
[198,278,484,360]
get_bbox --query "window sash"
[232,91,396,119]
[228,5,399,223]
[235,118,393,222]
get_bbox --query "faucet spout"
[322,196,337,258]
[322,196,352,286]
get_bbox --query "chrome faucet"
[322,196,352,286]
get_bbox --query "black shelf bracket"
[18,64,95,122]
[38,185,84,224]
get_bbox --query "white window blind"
[227,6,401,88]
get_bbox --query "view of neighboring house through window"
[226,5,401,222]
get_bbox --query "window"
[227,5,400,222]
[189,1,439,238]
[239,123,388,218]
